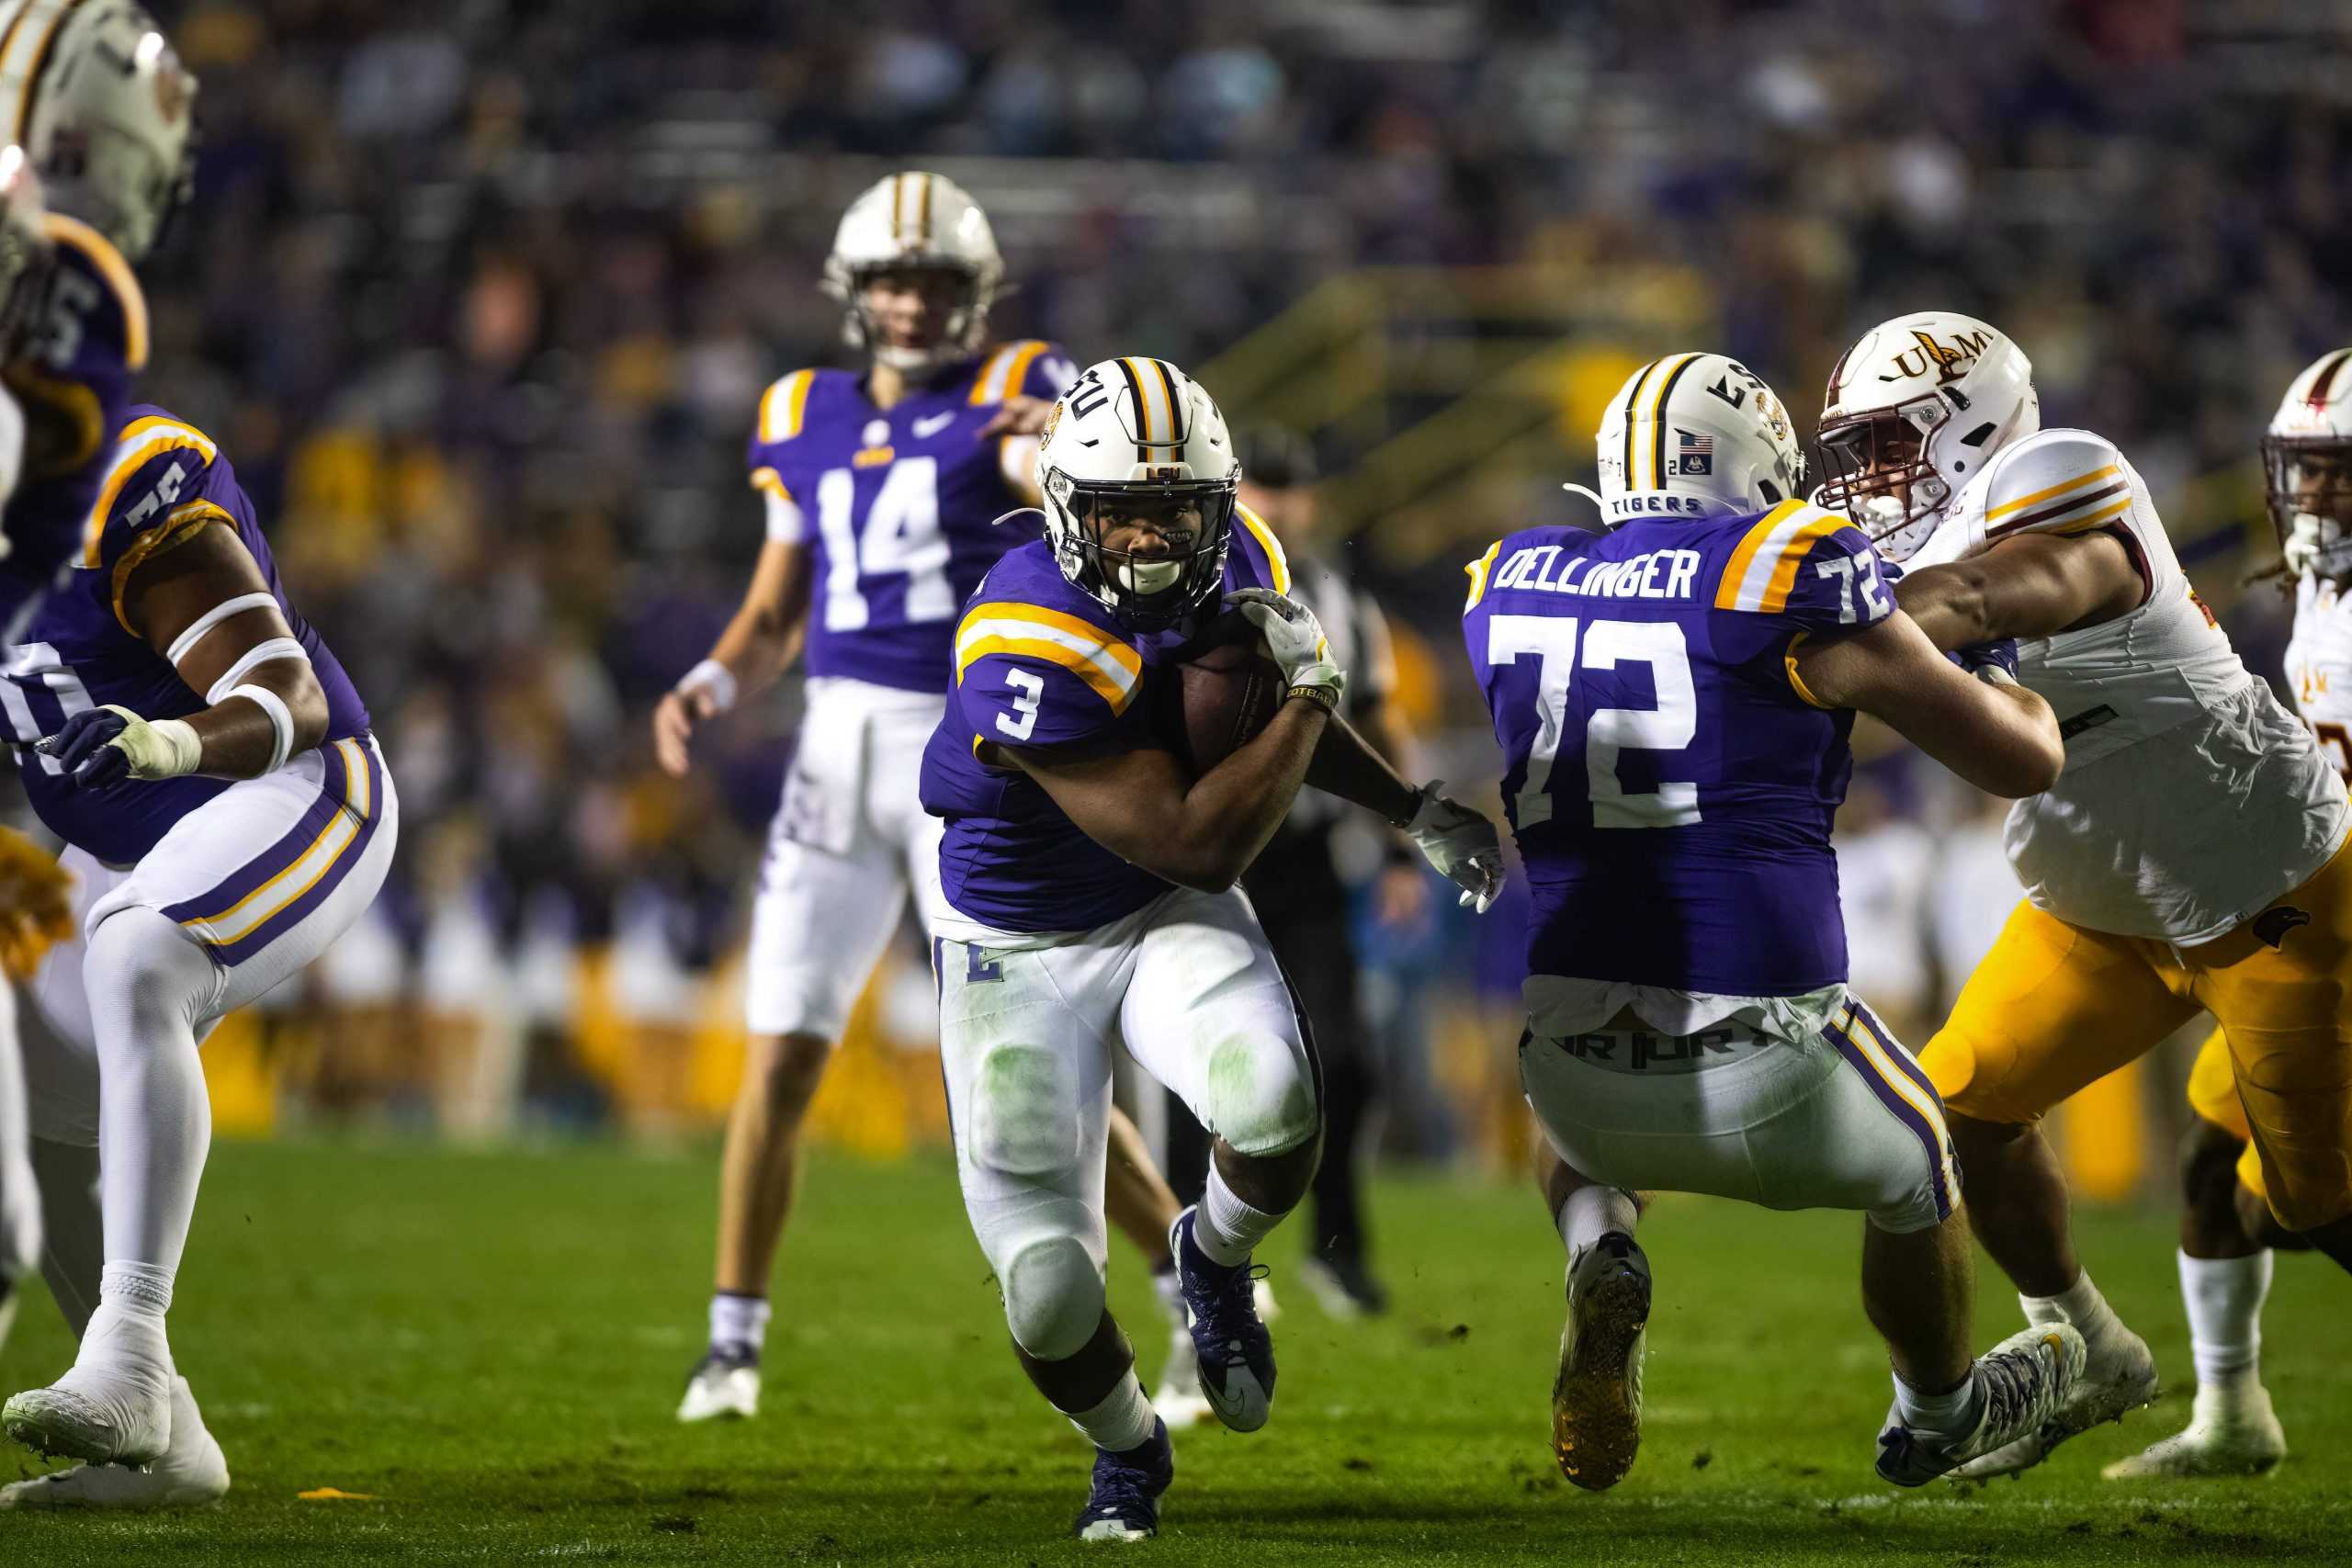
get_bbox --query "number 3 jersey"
[745,342,1078,695]
[3,406,371,865]
[918,513,1291,938]
[1463,501,1892,1000]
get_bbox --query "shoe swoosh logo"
[913,412,956,438]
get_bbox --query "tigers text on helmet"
[820,171,1004,378]
[0,2,196,263]
[2267,348,2352,586]
[1815,311,2039,561]
[1035,356,1238,630]
[1590,353,1805,525]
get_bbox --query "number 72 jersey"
[1461,501,1894,998]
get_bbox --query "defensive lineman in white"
[0,411,394,1501]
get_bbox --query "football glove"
[1224,587,1344,700]
[1405,783,1506,914]
[40,705,202,786]
[1948,639,2020,684]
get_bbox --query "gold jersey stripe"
[1984,463,2121,522]
[1463,540,1502,612]
[80,416,220,568]
[1754,513,1854,615]
[109,497,235,633]
[955,601,1143,676]
[760,370,814,442]
[1237,504,1291,595]
[1712,500,1808,610]
[46,213,146,370]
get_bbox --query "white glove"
[1224,587,1344,698]
[1405,782,1505,913]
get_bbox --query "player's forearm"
[1161,699,1331,890]
[705,571,811,699]
[185,660,330,779]
[1892,564,1995,652]
[1304,712,1419,827]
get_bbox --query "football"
[1158,612,1286,774]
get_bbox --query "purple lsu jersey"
[746,341,1078,694]
[0,216,149,633]
[1462,500,1894,997]
[3,406,372,865]
[920,510,1293,934]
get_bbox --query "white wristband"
[678,659,738,714]
[226,683,294,773]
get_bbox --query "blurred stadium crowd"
[39,0,2346,1156]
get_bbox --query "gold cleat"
[1551,1233,1651,1491]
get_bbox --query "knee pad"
[970,1044,1076,1178]
[84,908,215,1037]
[1001,1234,1102,1360]
[1204,1033,1317,1158]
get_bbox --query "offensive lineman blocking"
[1468,353,2082,1490]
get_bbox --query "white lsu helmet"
[2267,347,2352,584]
[1035,355,1238,628]
[0,1,196,263]
[820,170,1004,377]
[1815,310,2040,561]
[1589,352,1806,525]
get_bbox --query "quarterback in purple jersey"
[1464,352,2079,1491]
[0,408,393,1497]
[652,173,1207,1427]
[919,355,1503,1540]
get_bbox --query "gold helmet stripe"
[911,171,932,246]
[1122,355,1169,446]
[1148,358,1184,443]
[15,0,92,146]
[1642,353,1704,490]
[1618,356,1665,487]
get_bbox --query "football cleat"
[0,1377,228,1509]
[4,1304,175,1466]
[1169,1207,1276,1433]
[1947,1323,2156,1480]
[1072,1417,1173,1542]
[1550,1232,1650,1491]
[676,1345,761,1423]
[1877,1324,2086,1487]
[1298,1253,1389,1320]
[2103,1383,2286,1480]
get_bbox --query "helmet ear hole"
[1961,422,1997,447]
[1758,479,1782,505]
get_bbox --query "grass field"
[1,1138,2346,1564]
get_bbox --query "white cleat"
[1150,1321,1215,1432]
[1950,1325,2157,1481]
[1551,1233,1650,1492]
[676,1347,760,1423]
[4,1303,175,1466]
[2103,1383,2286,1480]
[1,1378,228,1509]
[1881,1325,2086,1487]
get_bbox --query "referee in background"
[1163,424,1427,1317]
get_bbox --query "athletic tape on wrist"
[166,592,277,665]
[226,684,295,773]
[205,638,310,704]
[679,659,739,714]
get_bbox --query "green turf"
[1,1138,2346,1564]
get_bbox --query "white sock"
[1151,1263,1186,1327]
[1892,1368,1980,1439]
[1064,1369,1156,1453]
[1196,1167,1282,1268]
[709,1292,770,1354]
[100,1260,173,1316]
[2179,1249,2269,1392]
[1558,1185,1638,1258]
[2020,1269,2126,1349]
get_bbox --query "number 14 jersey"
[745,342,1077,694]
[1462,501,1891,998]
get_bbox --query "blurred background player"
[0,0,194,1404]
[922,355,1503,1540]
[650,172,1198,1423]
[1151,423,1421,1321]
[1473,353,2079,1491]
[1818,312,2352,1479]
[0,406,392,1502]
[2106,347,2352,1481]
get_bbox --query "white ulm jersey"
[2286,575,2352,784]
[1913,427,2347,942]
